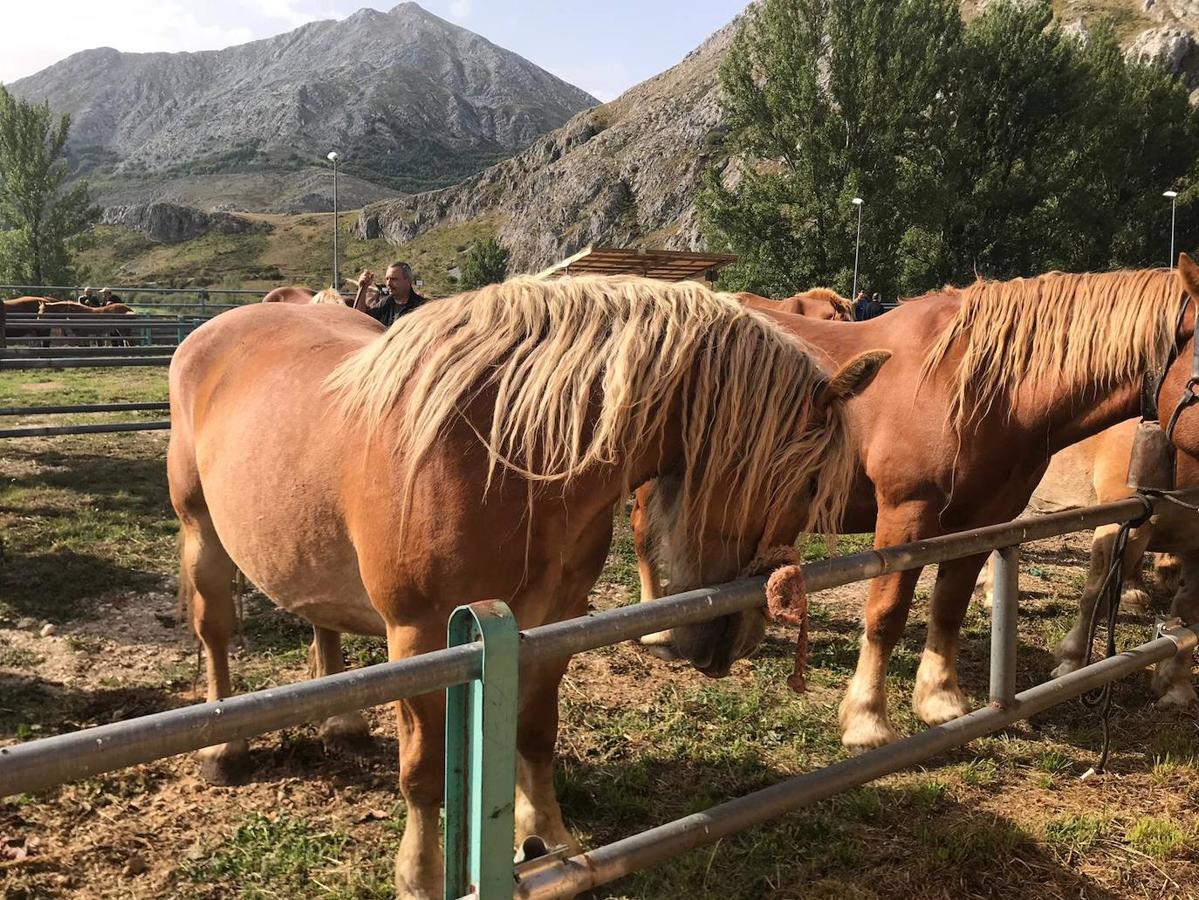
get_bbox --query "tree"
[699,0,963,297]
[0,85,97,287]
[459,236,510,290]
[702,0,1199,297]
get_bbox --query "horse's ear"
[1178,253,1199,298]
[815,349,891,408]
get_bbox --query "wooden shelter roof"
[536,246,737,282]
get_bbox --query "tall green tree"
[0,84,97,287]
[702,0,1199,297]
[700,0,963,297]
[459,236,510,290]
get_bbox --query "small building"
[537,246,737,283]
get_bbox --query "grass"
[76,212,501,300]
[1125,818,1189,860]
[177,812,396,899]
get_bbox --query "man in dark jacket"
[353,262,428,327]
[853,290,871,321]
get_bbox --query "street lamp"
[851,197,864,300]
[1164,190,1179,268]
[328,151,340,290]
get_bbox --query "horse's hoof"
[319,713,373,752]
[914,687,970,726]
[839,713,899,752]
[197,740,251,786]
[1049,659,1081,680]
[1156,682,1197,709]
[1119,587,1151,615]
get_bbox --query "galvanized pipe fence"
[0,283,239,436]
[0,496,1193,899]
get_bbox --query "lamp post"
[1164,190,1179,268]
[851,197,864,300]
[328,151,340,290]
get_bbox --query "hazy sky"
[0,0,748,101]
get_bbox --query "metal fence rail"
[0,496,1170,788]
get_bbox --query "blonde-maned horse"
[309,287,350,306]
[637,261,1199,750]
[168,274,887,898]
[739,287,855,321]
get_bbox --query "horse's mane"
[326,274,854,545]
[310,288,346,306]
[798,287,852,316]
[920,268,1178,432]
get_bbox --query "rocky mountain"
[357,15,737,273]
[99,202,264,244]
[7,2,597,210]
[359,1,1199,275]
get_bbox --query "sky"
[0,0,748,101]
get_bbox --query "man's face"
[83,289,93,297]
[385,266,410,295]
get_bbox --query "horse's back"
[262,286,315,304]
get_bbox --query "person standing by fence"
[352,262,428,327]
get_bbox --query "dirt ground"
[2,428,1199,899]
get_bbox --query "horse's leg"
[1154,552,1183,597]
[974,555,995,610]
[308,626,371,747]
[913,552,989,725]
[1119,530,1155,614]
[179,520,247,783]
[839,502,933,750]
[514,658,579,855]
[1152,551,1199,707]
[1052,523,1151,677]
[388,624,447,900]
[632,483,678,658]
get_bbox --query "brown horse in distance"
[739,287,855,321]
[169,275,885,898]
[37,300,138,345]
[262,285,316,304]
[638,262,1197,750]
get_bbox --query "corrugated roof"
[537,246,737,282]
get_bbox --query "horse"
[36,299,138,346]
[636,262,1197,750]
[995,418,1198,706]
[168,274,886,898]
[309,287,351,306]
[262,285,316,304]
[739,287,855,321]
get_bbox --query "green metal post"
[444,600,519,900]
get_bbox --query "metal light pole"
[851,197,864,299]
[328,151,340,289]
[1164,190,1179,267]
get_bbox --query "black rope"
[1078,494,1154,774]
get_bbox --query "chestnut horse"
[168,275,885,898]
[1006,418,1198,706]
[37,300,138,345]
[638,262,1197,749]
[739,287,855,321]
[262,285,315,303]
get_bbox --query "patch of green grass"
[1125,817,1188,860]
[179,812,394,898]
[1034,747,1075,776]
[1044,814,1107,856]
[905,777,948,812]
[0,645,44,669]
[958,757,1002,788]
[914,816,1030,867]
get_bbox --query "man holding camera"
[353,261,428,327]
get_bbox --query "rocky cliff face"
[99,203,263,243]
[359,2,1199,274]
[8,2,596,206]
